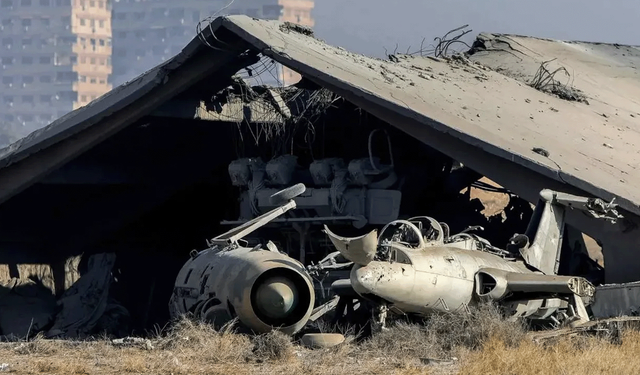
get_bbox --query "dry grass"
[1,307,640,374]
[459,330,640,375]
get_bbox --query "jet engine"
[170,246,315,335]
[169,184,316,335]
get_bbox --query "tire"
[300,333,346,349]
[269,183,306,205]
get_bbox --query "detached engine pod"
[170,246,315,336]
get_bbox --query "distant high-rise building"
[111,0,314,87]
[278,0,314,85]
[0,0,112,131]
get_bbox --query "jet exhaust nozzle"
[246,267,315,334]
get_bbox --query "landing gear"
[372,304,389,333]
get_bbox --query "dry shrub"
[460,329,640,375]
[13,335,60,355]
[155,315,252,364]
[361,302,525,361]
[251,330,295,362]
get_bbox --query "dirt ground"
[2,307,640,375]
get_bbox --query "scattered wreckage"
[169,182,623,337]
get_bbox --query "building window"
[21,56,33,64]
[90,57,95,64]
[22,95,34,103]
[22,38,32,46]
[22,75,33,84]
[2,38,11,47]
[39,95,51,102]
[70,56,76,64]
[134,30,145,38]
[115,49,125,57]
[80,18,85,26]
[99,39,105,46]
[41,17,50,25]
[55,71,76,82]
[22,114,34,122]
[1,0,12,8]
[79,75,86,82]
[81,95,87,101]
[39,75,51,83]
[2,77,12,84]
[90,77,96,83]
[4,114,14,121]
[39,0,49,5]
[20,0,31,5]
[91,95,96,100]
[99,19,104,27]
[57,91,77,101]
[89,0,93,6]
[90,19,95,27]
[1,19,12,26]
[245,8,259,17]
[1,57,14,65]
[116,31,126,39]
[80,57,86,63]
[99,78,105,84]
[39,56,51,64]
[21,18,31,27]
[134,12,144,20]
[3,96,13,104]
[98,0,102,7]
[61,16,70,24]
[115,12,125,20]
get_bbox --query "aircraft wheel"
[300,333,346,349]
[270,183,306,205]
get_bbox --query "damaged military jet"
[169,182,622,335]
[325,189,621,328]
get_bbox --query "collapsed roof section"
[0,16,638,222]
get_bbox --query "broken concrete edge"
[218,17,639,217]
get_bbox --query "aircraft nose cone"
[351,261,415,301]
[255,276,298,319]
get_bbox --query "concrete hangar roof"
[0,16,639,273]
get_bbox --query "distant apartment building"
[278,0,314,85]
[111,0,314,87]
[0,0,112,130]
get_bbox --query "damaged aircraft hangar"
[0,15,639,339]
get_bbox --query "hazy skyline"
[313,0,640,58]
